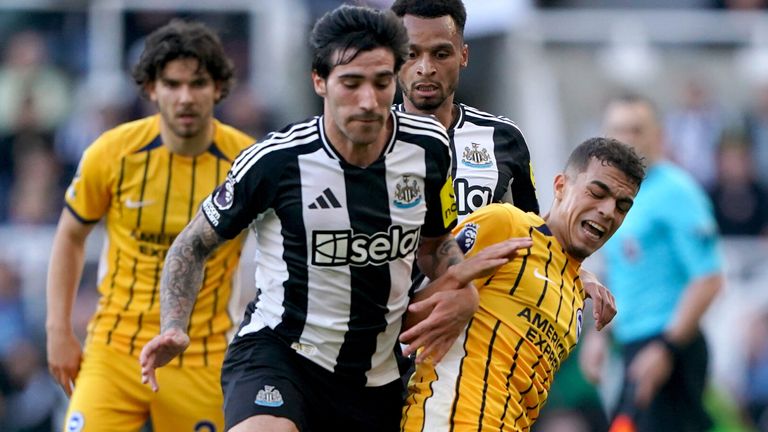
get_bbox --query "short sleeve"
[64,137,113,223]
[421,136,457,238]
[201,144,280,239]
[453,204,516,259]
[665,188,723,280]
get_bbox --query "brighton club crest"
[462,143,492,168]
[394,175,422,208]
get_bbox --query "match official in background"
[580,93,723,432]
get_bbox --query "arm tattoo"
[160,211,227,333]
[417,234,464,280]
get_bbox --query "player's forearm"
[416,234,464,280]
[664,273,723,345]
[160,212,225,333]
[45,213,91,333]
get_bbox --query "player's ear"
[461,43,469,68]
[553,173,566,201]
[145,82,157,102]
[312,70,327,97]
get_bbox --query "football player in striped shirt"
[401,137,645,431]
[391,0,619,380]
[46,20,254,431]
[139,6,497,432]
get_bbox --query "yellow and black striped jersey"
[65,114,253,367]
[402,203,585,432]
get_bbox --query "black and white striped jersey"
[201,110,456,387]
[396,103,539,220]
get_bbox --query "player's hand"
[581,270,617,331]
[46,328,83,397]
[400,285,479,364]
[449,237,533,284]
[628,341,673,407]
[578,329,608,384]
[139,328,190,392]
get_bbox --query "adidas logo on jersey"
[309,188,342,209]
[254,385,284,407]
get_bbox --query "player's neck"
[325,115,393,168]
[403,96,457,130]
[160,119,215,157]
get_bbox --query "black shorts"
[221,327,404,432]
[614,331,712,432]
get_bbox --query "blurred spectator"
[217,86,273,140]
[744,311,768,431]
[665,78,726,188]
[0,30,70,135]
[0,262,25,357]
[0,338,61,432]
[8,141,62,225]
[743,84,768,187]
[53,74,133,181]
[708,132,768,236]
[712,0,768,8]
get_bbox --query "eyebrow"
[410,42,455,52]
[337,71,395,80]
[591,180,634,207]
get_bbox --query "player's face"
[603,101,661,160]
[550,158,638,261]
[147,58,221,141]
[398,14,468,113]
[313,47,396,147]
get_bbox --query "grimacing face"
[398,14,467,113]
[147,58,221,141]
[550,158,638,261]
[313,47,397,148]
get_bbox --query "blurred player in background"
[46,20,253,431]
[401,137,645,431]
[580,92,723,432]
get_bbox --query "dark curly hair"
[132,19,234,103]
[310,5,409,79]
[565,137,647,187]
[391,0,467,38]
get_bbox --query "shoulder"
[656,163,710,202]
[87,115,160,159]
[394,110,449,148]
[460,104,523,134]
[213,119,256,160]
[229,117,322,181]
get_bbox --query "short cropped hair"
[132,19,234,102]
[310,5,409,79]
[606,91,663,124]
[565,137,646,187]
[391,0,467,38]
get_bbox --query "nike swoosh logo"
[533,268,555,284]
[124,198,155,209]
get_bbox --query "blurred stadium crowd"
[1,0,768,431]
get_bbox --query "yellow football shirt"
[402,203,585,432]
[65,114,253,367]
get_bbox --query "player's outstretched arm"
[402,237,532,364]
[139,211,227,391]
